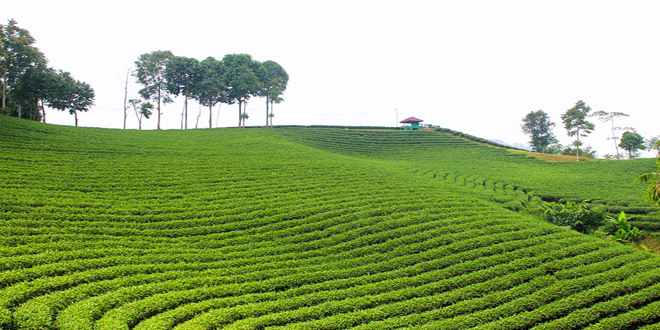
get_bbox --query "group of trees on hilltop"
[132,50,288,130]
[521,100,651,161]
[0,19,94,126]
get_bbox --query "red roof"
[400,116,424,123]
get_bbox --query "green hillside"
[1,115,659,329]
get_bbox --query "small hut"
[400,117,424,130]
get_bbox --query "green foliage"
[196,57,226,128]
[165,56,202,130]
[521,110,557,153]
[46,70,95,126]
[134,50,174,129]
[533,200,607,234]
[636,145,660,207]
[561,100,595,162]
[258,60,289,126]
[222,53,262,127]
[560,145,597,158]
[604,212,644,243]
[1,19,94,123]
[1,116,660,329]
[619,130,646,159]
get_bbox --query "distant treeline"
[132,51,288,130]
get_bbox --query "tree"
[258,60,289,126]
[521,110,557,153]
[134,50,173,130]
[121,68,131,129]
[619,131,646,159]
[647,136,660,153]
[636,140,660,207]
[561,100,595,162]
[165,56,201,130]
[13,64,57,122]
[47,70,95,127]
[0,19,47,112]
[590,110,629,159]
[129,98,153,130]
[195,57,226,128]
[222,54,262,127]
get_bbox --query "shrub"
[533,200,606,234]
[604,212,644,243]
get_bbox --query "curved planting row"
[276,127,659,230]
[1,116,659,329]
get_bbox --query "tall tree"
[121,68,131,129]
[561,100,595,162]
[13,64,57,122]
[258,60,288,126]
[222,54,262,127]
[129,98,153,130]
[619,131,646,159]
[0,19,46,111]
[195,56,226,128]
[165,56,201,130]
[521,110,556,153]
[134,50,173,130]
[47,70,95,127]
[590,110,629,159]
[647,136,660,153]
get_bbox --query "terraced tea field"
[1,115,659,329]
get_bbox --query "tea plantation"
[1,115,659,329]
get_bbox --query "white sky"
[3,0,659,157]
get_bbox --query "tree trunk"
[265,95,269,126]
[74,111,78,127]
[610,122,620,159]
[238,100,243,127]
[157,89,162,130]
[576,130,580,162]
[209,104,213,128]
[184,92,188,130]
[195,106,201,129]
[123,69,129,129]
[2,77,7,109]
[41,100,46,123]
[181,103,185,130]
[216,104,220,128]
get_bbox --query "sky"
[3,0,660,157]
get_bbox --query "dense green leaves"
[562,100,595,161]
[620,131,646,159]
[533,200,607,234]
[521,110,556,153]
[0,20,94,124]
[134,50,174,130]
[1,116,659,329]
[46,71,95,127]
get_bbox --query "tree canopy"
[521,110,556,153]
[0,19,95,124]
[134,50,174,130]
[561,100,595,162]
[134,51,288,129]
[619,131,646,159]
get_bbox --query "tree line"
[131,51,288,130]
[0,20,94,126]
[521,100,657,161]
